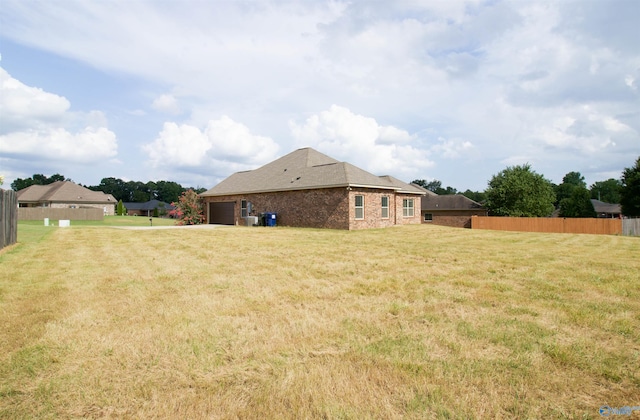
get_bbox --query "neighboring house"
[16,181,116,215]
[590,199,622,218]
[200,147,425,230]
[422,193,488,228]
[124,200,175,217]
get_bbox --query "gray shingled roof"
[124,200,175,211]
[421,194,485,211]
[17,181,116,204]
[201,148,425,196]
[590,199,621,215]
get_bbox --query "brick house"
[200,147,425,230]
[16,181,116,215]
[590,199,622,218]
[124,199,175,217]
[422,193,487,228]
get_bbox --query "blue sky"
[1,0,638,192]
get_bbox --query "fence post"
[1,189,18,249]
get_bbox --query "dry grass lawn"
[1,224,639,419]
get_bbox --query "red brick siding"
[348,189,397,230]
[203,188,423,230]
[203,188,350,229]
[422,210,488,228]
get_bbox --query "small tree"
[170,189,204,225]
[554,171,586,206]
[620,156,640,217]
[485,164,556,217]
[559,187,596,218]
[116,199,127,216]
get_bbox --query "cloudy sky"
[1,0,638,192]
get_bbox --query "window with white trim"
[403,198,414,217]
[355,195,364,219]
[381,196,389,219]
[241,200,247,218]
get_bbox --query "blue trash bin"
[265,212,277,227]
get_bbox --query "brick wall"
[422,210,489,228]
[203,187,423,230]
[203,188,351,229]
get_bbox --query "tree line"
[10,155,640,218]
[10,174,206,205]
[412,156,640,217]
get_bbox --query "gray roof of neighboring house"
[590,199,621,214]
[16,181,116,204]
[421,194,485,211]
[201,147,425,196]
[124,200,175,211]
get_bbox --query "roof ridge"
[40,181,67,201]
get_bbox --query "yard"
[1,223,638,418]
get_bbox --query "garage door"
[209,202,235,225]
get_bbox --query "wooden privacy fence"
[18,207,104,221]
[622,219,640,236]
[1,189,18,249]
[471,216,623,235]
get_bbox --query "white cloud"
[432,137,474,159]
[0,67,70,133]
[143,116,279,178]
[0,66,118,164]
[1,127,117,162]
[1,1,638,190]
[151,94,181,115]
[290,105,433,180]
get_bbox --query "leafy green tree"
[554,171,586,206]
[127,181,150,202]
[11,173,67,190]
[590,179,622,203]
[485,164,555,217]
[90,177,130,202]
[559,187,596,217]
[410,179,457,194]
[412,179,442,193]
[170,190,204,225]
[620,157,640,217]
[462,189,486,203]
[116,199,127,216]
[155,181,184,204]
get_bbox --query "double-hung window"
[381,196,389,219]
[403,198,414,217]
[355,195,364,219]
[241,200,247,218]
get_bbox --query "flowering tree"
[170,189,205,225]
